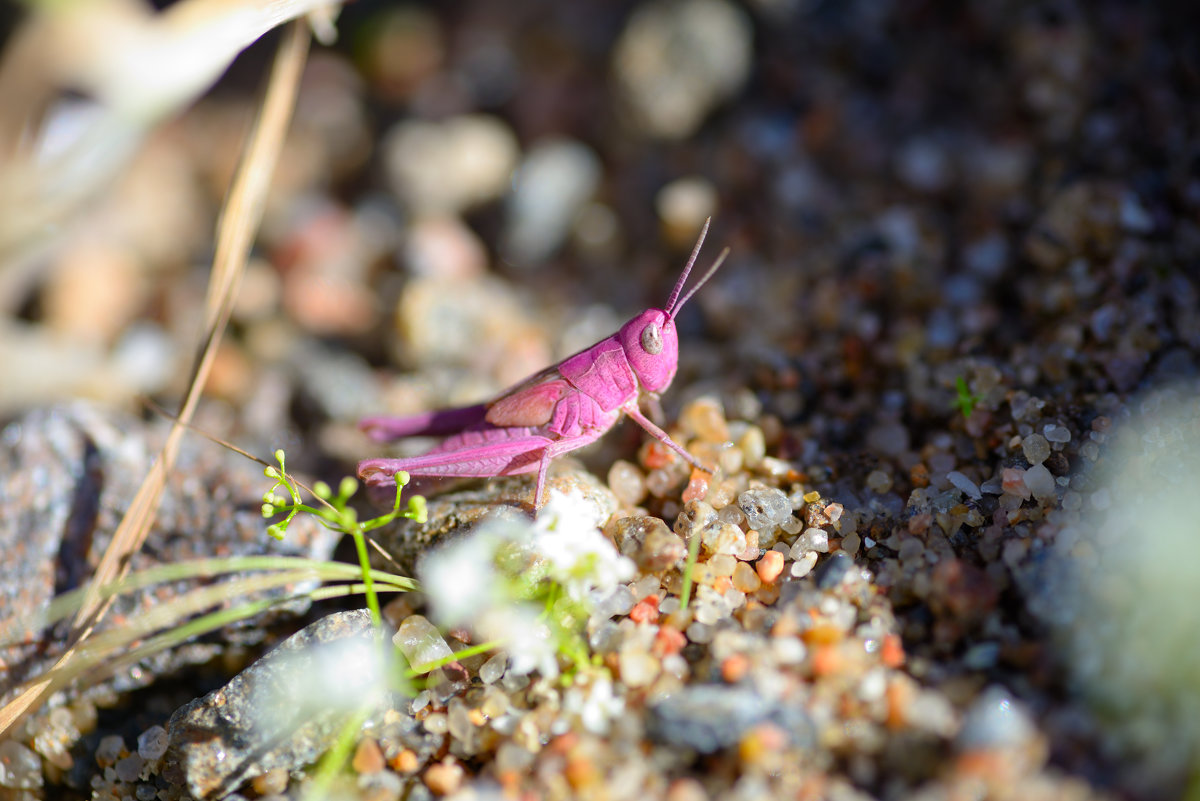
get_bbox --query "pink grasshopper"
[358,219,729,509]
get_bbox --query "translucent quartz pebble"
[0,740,43,790]
[1021,434,1050,465]
[115,753,145,783]
[738,489,792,530]
[393,615,454,669]
[947,471,982,500]
[136,726,169,761]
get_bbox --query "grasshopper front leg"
[622,401,710,473]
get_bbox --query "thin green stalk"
[405,640,502,677]
[679,528,703,610]
[350,530,381,628]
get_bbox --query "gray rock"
[647,684,815,754]
[0,403,338,699]
[163,609,394,799]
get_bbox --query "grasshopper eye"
[641,323,663,355]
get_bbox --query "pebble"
[394,615,454,670]
[657,178,719,246]
[95,736,125,768]
[755,551,784,584]
[612,0,753,138]
[383,114,518,215]
[794,528,830,554]
[480,654,507,685]
[947,471,983,500]
[115,753,145,783]
[957,687,1036,750]
[790,551,818,578]
[504,138,601,264]
[608,460,648,506]
[647,686,814,753]
[731,562,762,594]
[352,739,385,774]
[423,758,464,796]
[709,553,737,577]
[619,649,661,688]
[0,740,43,790]
[703,523,747,557]
[738,489,792,530]
[866,470,893,494]
[1022,464,1057,500]
[737,426,767,469]
[1021,433,1051,465]
[136,726,169,761]
[1043,423,1072,443]
[679,396,731,443]
[163,610,388,799]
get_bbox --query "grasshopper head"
[620,219,729,395]
[619,309,678,393]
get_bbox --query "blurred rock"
[383,115,518,216]
[504,138,601,265]
[164,609,392,799]
[613,0,752,138]
[0,403,338,698]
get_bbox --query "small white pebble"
[1023,464,1056,500]
[135,726,168,761]
[858,669,887,702]
[480,653,507,685]
[1021,433,1051,465]
[866,470,893,494]
[947,471,982,500]
[1043,423,1072,443]
[790,551,818,578]
[95,735,125,767]
[771,637,806,665]
[795,528,829,554]
[115,753,145,783]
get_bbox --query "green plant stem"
[304,704,373,801]
[405,640,502,677]
[350,530,381,628]
[679,528,702,610]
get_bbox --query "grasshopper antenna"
[667,219,730,319]
[665,217,710,314]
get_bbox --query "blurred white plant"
[527,489,636,604]
[419,489,634,680]
[563,673,625,735]
[1037,385,1200,791]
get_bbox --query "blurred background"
[3,0,1200,797]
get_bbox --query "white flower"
[477,605,559,679]
[419,526,507,628]
[416,490,631,681]
[563,674,625,734]
[527,490,635,604]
